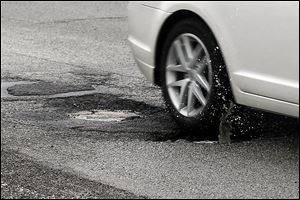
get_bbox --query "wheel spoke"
[167,78,190,88]
[174,40,187,68]
[191,83,207,106]
[167,64,187,73]
[187,86,195,116]
[182,36,193,60]
[194,73,210,92]
[178,80,189,110]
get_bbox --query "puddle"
[1,81,34,98]
[69,110,141,122]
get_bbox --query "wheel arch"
[154,10,228,87]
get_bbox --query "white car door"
[226,2,299,104]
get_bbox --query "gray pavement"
[1,1,299,199]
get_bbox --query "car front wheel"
[160,18,232,139]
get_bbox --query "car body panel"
[128,2,171,81]
[128,1,299,117]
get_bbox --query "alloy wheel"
[166,33,213,117]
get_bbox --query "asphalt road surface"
[1,1,299,199]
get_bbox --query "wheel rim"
[166,33,213,117]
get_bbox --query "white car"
[128,1,299,136]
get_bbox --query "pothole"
[1,81,99,98]
[6,81,95,96]
[69,110,141,122]
[1,81,35,98]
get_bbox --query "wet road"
[1,1,299,199]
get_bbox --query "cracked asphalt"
[1,1,299,199]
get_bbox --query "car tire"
[160,18,232,139]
